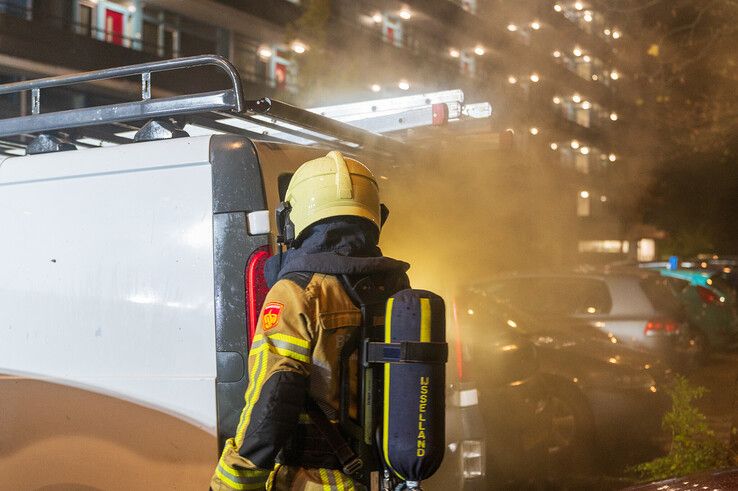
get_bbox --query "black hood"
[265,216,410,287]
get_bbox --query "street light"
[449,48,461,58]
[531,21,541,30]
[580,190,590,199]
[550,142,559,150]
[257,45,273,59]
[552,96,562,104]
[583,55,592,63]
[554,3,563,12]
[583,12,593,22]
[612,30,622,39]
[398,80,410,90]
[610,70,620,80]
[553,50,562,58]
[572,93,582,103]
[399,7,412,20]
[507,23,518,32]
[530,73,540,82]
[508,75,518,84]
[571,140,580,149]
[575,1,584,11]
[608,153,617,162]
[474,45,486,56]
[291,41,307,54]
[573,46,583,57]
[580,146,590,155]
[530,127,539,135]
[581,101,592,110]
[610,112,618,121]
[372,12,383,23]
[371,84,381,92]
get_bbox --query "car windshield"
[482,277,613,316]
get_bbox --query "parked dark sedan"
[434,297,553,489]
[471,272,700,368]
[458,291,671,474]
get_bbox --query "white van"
[0,56,489,490]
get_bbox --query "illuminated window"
[578,240,629,254]
[382,15,403,47]
[459,49,476,76]
[637,239,656,262]
[577,192,591,216]
[460,0,477,14]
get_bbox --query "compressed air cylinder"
[382,289,446,482]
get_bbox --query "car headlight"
[460,439,485,479]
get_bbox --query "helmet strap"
[276,201,295,245]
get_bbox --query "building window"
[0,0,32,20]
[575,153,589,174]
[382,15,403,47]
[578,240,629,254]
[161,26,179,58]
[459,49,476,76]
[79,2,94,36]
[460,0,477,14]
[261,46,297,91]
[76,1,141,50]
[577,192,591,217]
[637,239,656,261]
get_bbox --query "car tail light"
[644,319,680,336]
[696,285,719,305]
[246,247,270,348]
[460,440,485,479]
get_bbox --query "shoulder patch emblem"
[262,302,284,331]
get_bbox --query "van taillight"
[246,248,270,348]
[452,298,464,381]
[644,319,679,336]
[696,286,718,305]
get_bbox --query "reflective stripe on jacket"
[210,273,365,491]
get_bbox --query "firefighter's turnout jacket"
[211,218,410,491]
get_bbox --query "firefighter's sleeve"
[212,279,314,490]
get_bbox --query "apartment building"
[0,0,655,264]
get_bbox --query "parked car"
[469,272,699,368]
[459,292,670,473]
[439,297,555,488]
[650,268,738,351]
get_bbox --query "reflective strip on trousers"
[215,461,269,490]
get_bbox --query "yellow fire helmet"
[285,150,381,239]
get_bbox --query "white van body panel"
[0,136,218,432]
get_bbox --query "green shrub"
[631,375,735,481]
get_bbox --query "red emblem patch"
[262,302,284,331]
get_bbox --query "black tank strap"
[304,398,364,476]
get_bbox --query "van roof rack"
[0,55,495,157]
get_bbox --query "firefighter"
[211,151,410,491]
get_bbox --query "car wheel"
[543,378,596,477]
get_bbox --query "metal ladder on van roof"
[0,55,493,157]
